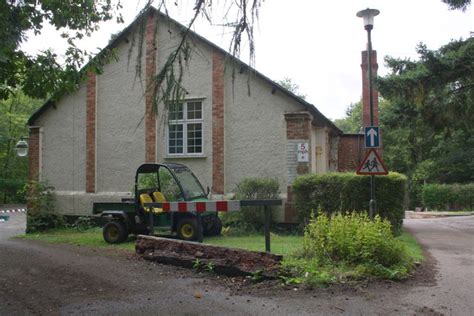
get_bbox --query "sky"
[22,0,473,120]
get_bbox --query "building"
[28,8,369,222]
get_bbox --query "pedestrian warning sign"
[356,149,388,175]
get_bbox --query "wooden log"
[135,235,283,277]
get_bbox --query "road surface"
[0,211,472,315]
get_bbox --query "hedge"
[221,178,280,232]
[292,172,407,232]
[422,183,474,211]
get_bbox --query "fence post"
[264,205,271,253]
[196,212,203,243]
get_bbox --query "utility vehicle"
[93,163,222,243]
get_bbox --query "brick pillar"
[361,50,379,127]
[145,11,157,163]
[86,71,97,193]
[28,127,40,182]
[212,51,225,194]
[284,111,312,223]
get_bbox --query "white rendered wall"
[155,20,213,191]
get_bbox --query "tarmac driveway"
[0,211,473,315]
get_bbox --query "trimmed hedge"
[292,172,407,232]
[422,183,474,211]
[221,178,280,231]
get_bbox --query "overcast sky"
[23,0,473,120]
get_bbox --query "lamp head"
[14,140,28,157]
[357,8,380,30]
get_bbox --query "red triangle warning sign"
[356,149,388,175]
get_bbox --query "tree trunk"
[135,235,283,277]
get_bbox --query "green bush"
[23,181,63,232]
[422,183,474,211]
[221,178,280,232]
[292,172,407,232]
[0,178,27,203]
[296,212,413,281]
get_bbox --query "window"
[168,101,203,155]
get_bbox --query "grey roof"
[28,7,342,134]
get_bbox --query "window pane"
[187,101,202,120]
[169,103,183,120]
[187,123,202,153]
[169,124,183,154]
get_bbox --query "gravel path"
[1,212,472,315]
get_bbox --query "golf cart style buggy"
[94,163,222,243]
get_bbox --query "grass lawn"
[398,230,424,263]
[17,228,421,261]
[17,227,135,251]
[205,234,303,256]
[17,228,303,255]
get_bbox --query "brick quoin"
[28,127,40,182]
[284,112,312,140]
[145,11,157,163]
[361,50,379,127]
[212,50,225,194]
[284,111,312,223]
[86,71,96,193]
[338,134,364,171]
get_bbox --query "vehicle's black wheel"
[103,221,128,244]
[176,217,199,241]
[205,217,222,236]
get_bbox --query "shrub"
[292,172,407,232]
[23,181,63,232]
[422,183,474,211]
[0,178,27,203]
[293,212,413,283]
[221,178,280,232]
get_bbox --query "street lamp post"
[357,8,380,219]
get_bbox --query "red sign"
[356,149,388,175]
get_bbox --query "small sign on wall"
[297,143,309,162]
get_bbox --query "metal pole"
[264,205,271,253]
[149,207,154,236]
[196,212,203,243]
[366,26,377,219]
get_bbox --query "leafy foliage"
[292,172,407,232]
[422,183,474,211]
[276,77,307,100]
[23,181,63,232]
[378,39,474,184]
[221,178,280,232]
[442,0,471,10]
[333,101,362,133]
[0,92,42,203]
[0,0,124,100]
[282,212,417,287]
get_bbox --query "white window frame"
[166,100,204,156]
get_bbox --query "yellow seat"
[152,191,166,203]
[140,193,162,213]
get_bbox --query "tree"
[0,91,42,203]
[0,0,125,100]
[442,0,471,10]
[377,38,474,205]
[1,0,262,105]
[333,101,362,133]
[276,77,307,100]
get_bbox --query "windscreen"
[171,166,206,200]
